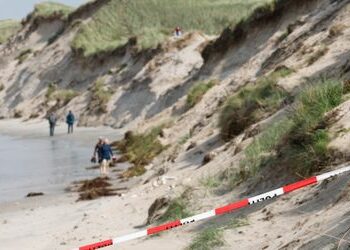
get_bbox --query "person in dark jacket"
[91,137,104,164]
[47,112,57,137]
[66,110,75,134]
[99,138,114,176]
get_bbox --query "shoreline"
[0,118,125,204]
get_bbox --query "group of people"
[91,137,115,176]
[48,111,114,176]
[47,110,75,136]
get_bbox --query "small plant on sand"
[90,78,113,113]
[158,197,191,223]
[219,68,291,141]
[187,216,248,250]
[16,49,32,64]
[200,174,220,189]
[157,188,192,223]
[54,89,78,105]
[328,24,347,38]
[117,126,166,178]
[187,80,217,108]
[0,83,4,92]
[187,226,224,250]
[225,217,250,229]
[46,83,78,106]
[306,44,329,66]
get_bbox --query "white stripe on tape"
[113,230,147,244]
[316,166,350,182]
[180,210,216,224]
[248,187,284,205]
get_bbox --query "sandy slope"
[1,0,350,249]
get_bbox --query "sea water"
[0,134,98,202]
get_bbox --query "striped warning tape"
[73,165,350,250]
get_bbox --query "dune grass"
[89,78,113,113]
[231,79,344,185]
[46,83,78,106]
[187,216,249,250]
[0,19,21,44]
[187,226,224,250]
[117,127,166,178]
[71,0,270,57]
[33,2,74,19]
[158,197,191,223]
[219,68,291,141]
[187,80,216,108]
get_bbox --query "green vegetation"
[117,127,166,178]
[187,226,224,250]
[16,49,32,64]
[187,214,248,250]
[0,19,21,44]
[219,68,292,141]
[71,0,270,57]
[158,197,191,223]
[233,79,344,184]
[33,2,73,19]
[187,80,216,108]
[178,133,191,145]
[46,83,78,106]
[200,174,220,189]
[0,83,4,92]
[90,78,113,113]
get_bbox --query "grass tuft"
[234,79,344,184]
[187,80,217,108]
[158,197,191,223]
[89,78,113,113]
[306,44,329,66]
[187,226,224,250]
[219,68,291,141]
[117,127,166,177]
[46,83,78,106]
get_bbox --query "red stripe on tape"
[79,239,113,250]
[283,177,317,193]
[147,220,181,235]
[215,199,249,215]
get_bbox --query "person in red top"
[174,26,182,37]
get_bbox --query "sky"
[0,0,86,20]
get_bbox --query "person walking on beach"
[91,137,104,164]
[47,112,57,137]
[66,110,75,134]
[99,138,114,176]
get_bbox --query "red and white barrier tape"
[73,165,350,250]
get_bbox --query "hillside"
[1,0,350,249]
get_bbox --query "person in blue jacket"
[66,110,75,134]
[99,138,115,176]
